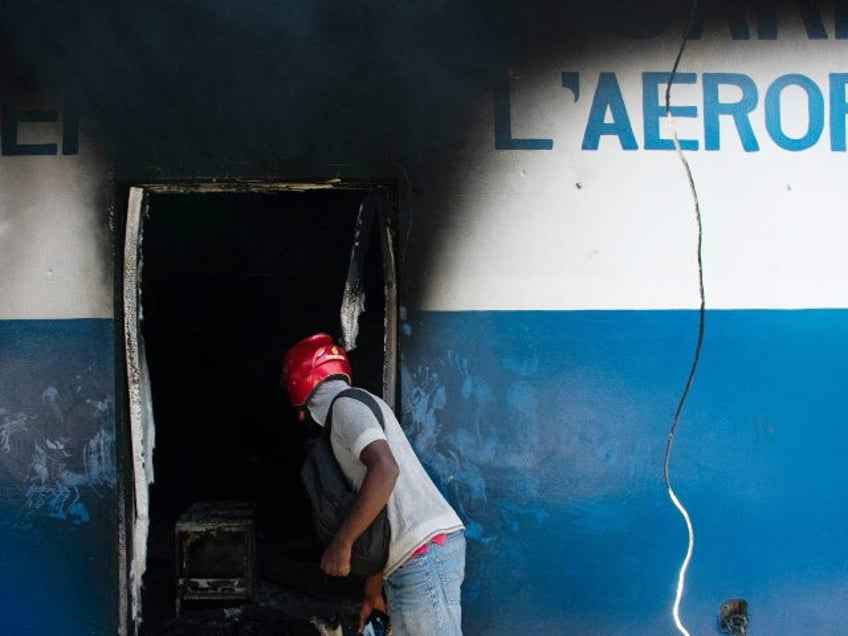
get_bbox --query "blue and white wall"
[3,2,848,633]
[400,7,848,634]
[0,130,118,633]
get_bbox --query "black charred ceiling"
[0,0,814,163]
[0,0,725,177]
[0,0,801,308]
[1,0,496,166]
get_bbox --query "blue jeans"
[384,530,466,636]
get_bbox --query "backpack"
[300,388,391,577]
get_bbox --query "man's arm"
[320,439,399,577]
[358,573,388,632]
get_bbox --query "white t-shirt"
[308,379,464,576]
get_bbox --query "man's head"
[281,333,352,408]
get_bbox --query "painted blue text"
[1,98,79,156]
[495,71,848,152]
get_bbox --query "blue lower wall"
[401,309,848,634]
[3,311,848,634]
[0,320,117,635]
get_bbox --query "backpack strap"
[324,388,385,439]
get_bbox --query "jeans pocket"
[435,534,465,606]
[385,556,431,606]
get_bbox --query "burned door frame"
[119,180,398,635]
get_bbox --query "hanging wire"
[663,2,704,635]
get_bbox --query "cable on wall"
[663,2,704,635]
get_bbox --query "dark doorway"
[131,186,394,633]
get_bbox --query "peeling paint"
[0,377,115,527]
[138,179,344,194]
[123,187,155,631]
[340,196,377,351]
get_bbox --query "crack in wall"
[663,2,706,635]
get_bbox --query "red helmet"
[282,333,352,407]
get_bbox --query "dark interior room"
[136,188,389,634]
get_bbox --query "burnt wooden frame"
[120,180,398,635]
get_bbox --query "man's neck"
[307,378,350,425]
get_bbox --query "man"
[282,333,466,635]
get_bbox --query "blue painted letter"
[1,100,58,156]
[494,73,553,150]
[703,73,759,151]
[582,72,638,150]
[765,74,824,151]
[642,72,698,151]
[830,74,848,150]
[837,0,848,39]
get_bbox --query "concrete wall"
[2,1,848,633]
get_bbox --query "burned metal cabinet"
[174,501,256,616]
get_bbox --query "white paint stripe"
[0,138,112,319]
[412,28,848,312]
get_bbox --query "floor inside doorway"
[140,502,362,635]
[145,586,359,636]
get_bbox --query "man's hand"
[358,574,387,633]
[321,534,353,577]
